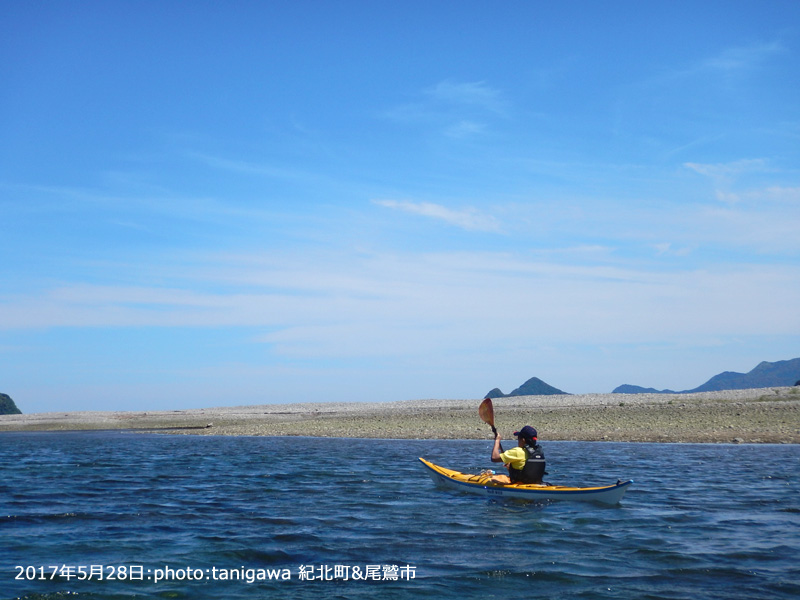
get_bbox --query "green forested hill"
[0,393,22,415]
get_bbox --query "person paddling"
[490,425,546,484]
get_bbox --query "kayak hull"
[419,458,632,504]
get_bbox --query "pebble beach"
[2,387,798,444]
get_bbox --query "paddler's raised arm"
[490,431,504,463]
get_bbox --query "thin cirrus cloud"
[380,79,508,136]
[4,249,799,337]
[444,120,488,139]
[424,80,509,115]
[683,159,798,205]
[372,199,503,233]
[701,40,785,72]
[683,158,770,181]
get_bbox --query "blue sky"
[2,1,799,413]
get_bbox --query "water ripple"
[1,434,798,600]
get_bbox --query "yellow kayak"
[420,457,632,504]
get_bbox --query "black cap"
[513,425,538,440]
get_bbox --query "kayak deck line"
[419,457,633,504]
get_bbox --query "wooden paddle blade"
[478,397,495,427]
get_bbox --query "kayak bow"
[420,458,632,504]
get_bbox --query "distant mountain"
[613,358,800,394]
[486,377,568,398]
[613,384,676,394]
[0,393,22,415]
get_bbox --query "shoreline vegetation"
[1,387,798,444]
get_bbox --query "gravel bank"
[1,387,798,444]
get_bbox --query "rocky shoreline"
[1,387,798,444]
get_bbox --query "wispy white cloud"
[3,242,798,407]
[653,242,693,257]
[495,189,800,256]
[693,204,800,253]
[713,185,800,205]
[650,40,786,86]
[683,159,790,204]
[701,40,784,72]
[424,80,508,115]
[683,158,769,180]
[2,251,798,346]
[2,180,276,225]
[612,39,787,152]
[373,199,503,232]
[190,152,322,182]
[381,79,507,138]
[763,186,800,203]
[444,120,488,139]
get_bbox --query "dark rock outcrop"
[0,393,22,415]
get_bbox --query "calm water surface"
[1,432,798,599]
